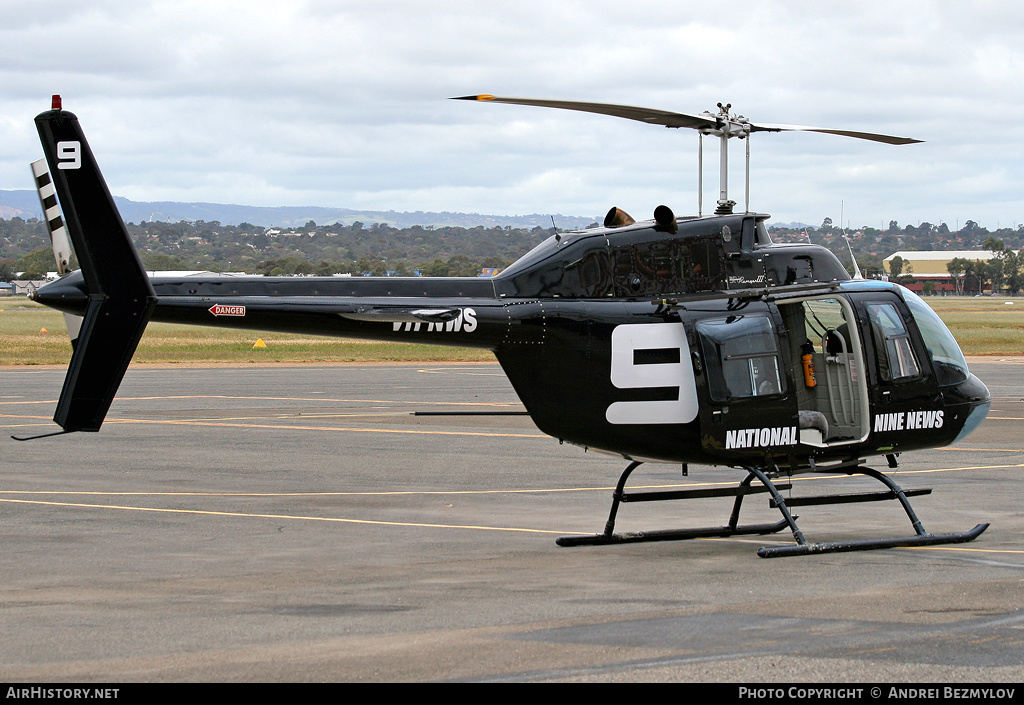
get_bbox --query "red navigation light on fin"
[52,95,62,110]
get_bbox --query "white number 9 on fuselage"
[606,322,699,425]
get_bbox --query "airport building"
[882,250,998,293]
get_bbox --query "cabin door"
[849,292,941,436]
[692,309,796,455]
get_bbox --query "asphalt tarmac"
[0,359,1022,682]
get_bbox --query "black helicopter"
[24,95,992,557]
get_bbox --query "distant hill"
[0,190,40,220]
[0,189,597,230]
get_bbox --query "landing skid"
[556,461,988,558]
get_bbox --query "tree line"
[1,217,556,280]
[3,214,1023,286]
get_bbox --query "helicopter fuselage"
[36,211,990,469]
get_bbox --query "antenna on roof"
[841,201,864,280]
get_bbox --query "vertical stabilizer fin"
[35,100,156,432]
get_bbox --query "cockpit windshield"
[900,288,970,386]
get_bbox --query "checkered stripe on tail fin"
[30,158,73,275]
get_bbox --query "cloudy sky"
[1,0,1021,229]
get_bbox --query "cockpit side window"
[697,315,784,402]
[866,303,921,381]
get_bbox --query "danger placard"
[209,304,246,317]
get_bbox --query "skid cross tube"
[555,461,791,548]
[556,461,989,558]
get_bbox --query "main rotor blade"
[452,95,716,130]
[454,95,922,145]
[750,122,922,145]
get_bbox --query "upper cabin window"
[610,234,726,297]
[561,247,614,298]
[697,315,784,402]
[612,241,682,296]
[683,234,725,292]
[866,303,921,381]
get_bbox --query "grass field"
[1,296,1021,365]
[923,296,1024,356]
[0,301,495,365]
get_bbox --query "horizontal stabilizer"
[339,306,461,324]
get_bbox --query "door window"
[866,303,921,381]
[697,315,783,402]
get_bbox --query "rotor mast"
[697,102,754,215]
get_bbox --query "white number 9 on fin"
[57,141,81,170]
